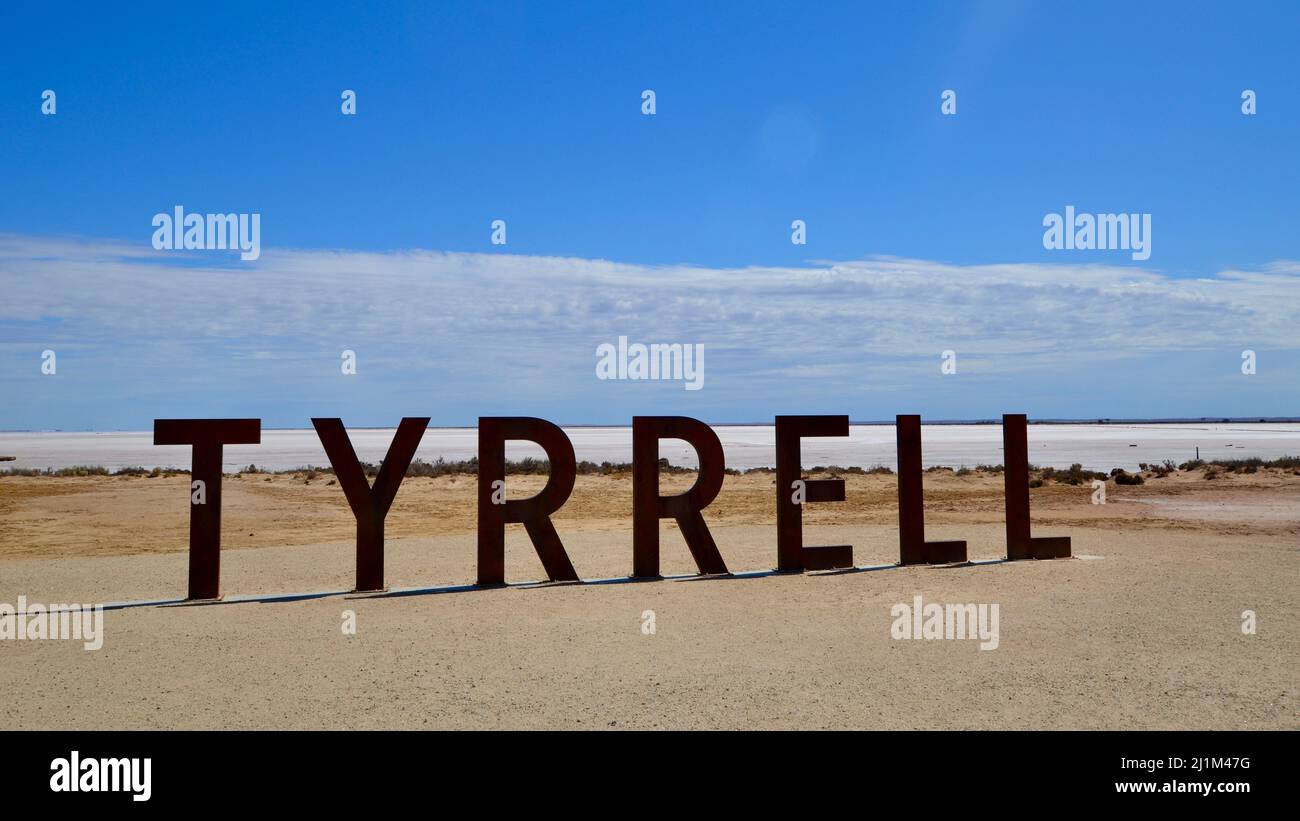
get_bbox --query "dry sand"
[0,469,1296,729]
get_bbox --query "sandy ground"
[0,469,1296,729]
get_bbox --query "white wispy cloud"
[2,233,1298,429]
[3,233,1296,365]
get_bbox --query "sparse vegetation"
[1035,463,1108,485]
[2,455,1297,481]
[1139,460,1177,478]
[0,465,111,477]
[0,464,180,477]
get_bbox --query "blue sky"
[2,1,1298,429]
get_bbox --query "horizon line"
[5,416,1300,434]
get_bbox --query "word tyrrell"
[153,413,1070,601]
[151,205,261,261]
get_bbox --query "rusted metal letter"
[477,417,579,585]
[775,415,853,571]
[896,414,967,565]
[632,416,728,578]
[153,418,261,600]
[1002,413,1071,560]
[311,417,429,592]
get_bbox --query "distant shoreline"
[4,455,1298,481]
[5,417,1300,434]
[5,422,1297,474]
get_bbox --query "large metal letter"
[153,418,261,600]
[775,415,853,571]
[896,415,967,565]
[1002,414,1071,560]
[632,416,728,578]
[312,417,429,592]
[477,417,578,585]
